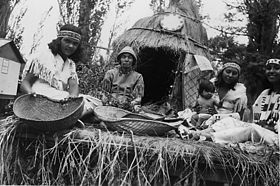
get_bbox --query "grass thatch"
[111,0,209,64]
[0,116,279,185]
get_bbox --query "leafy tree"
[207,0,280,106]
[208,35,246,61]
[0,0,22,38]
[241,0,280,105]
[149,0,169,13]
[106,0,134,59]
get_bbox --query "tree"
[0,0,23,38]
[149,0,169,13]
[208,35,246,61]
[106,0,134,58]
[207,0,280,105]
[241,0,280,104]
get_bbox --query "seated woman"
[101,46,144,111]
[181,59,280,147]
[189,61,247,128]
[200,61,248,126]
[214,61,247,115]
[20,24,100,119]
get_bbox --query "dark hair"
[48,24,83,63]
[214,61,240,90]
[198,79,215,95]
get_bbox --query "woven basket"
[13,94,84,132]
[94,106,176,136]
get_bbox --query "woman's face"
[60,37,80,57]
[265,63,280,83]
[120,53,134,68]
[222,67,239,84]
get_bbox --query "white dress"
[22,48,78,100]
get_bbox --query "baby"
[191,79,220,127]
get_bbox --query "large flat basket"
[13,94,84,132]
[94,106,177,136]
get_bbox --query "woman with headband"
[21,24,100,119]
[214,61,247,115]
[252,58,280,131]
[189,61,247,128]
[182,59,279,146]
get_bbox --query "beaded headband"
[58,30,81,42]
[266,58,280,66]
[222,62,241,73]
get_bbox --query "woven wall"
[183,54,200,108]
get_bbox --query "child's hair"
[198,79,215,95]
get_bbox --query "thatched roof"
[111,0,208,62]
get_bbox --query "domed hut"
[111,0,212,111]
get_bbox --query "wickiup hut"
[110,0,213,111]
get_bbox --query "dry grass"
[0,116,279,185]
[110,0,210,65]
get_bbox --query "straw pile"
[0,116,279,185]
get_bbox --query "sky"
[11,0,247,60]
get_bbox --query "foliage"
[0,0,20,38]
[207,0,280,106]
[76,59,107,96]
[208,35,247,62]
[106,0,135,58]
[6,6,26,49]
[149,0,169,13]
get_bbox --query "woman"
[102,46,144,111]
[21,24,100,118]
[191,61,247,127]
[182,58,280,146]
[214,61,247,114]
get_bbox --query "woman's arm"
[234,83,248,112]
[20,73,38,94]
[68,78,79,97]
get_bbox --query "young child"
[191,79,220,127]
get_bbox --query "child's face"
[201,90,213,99]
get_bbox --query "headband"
[266,58,280,66]
[58,30,81,42]
[222,62,241,73]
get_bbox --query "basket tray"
[13,94,84,132]
[94,106,179,136]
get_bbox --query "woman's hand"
[234,96,247,113]
[68,78,79,97]
[20,73,38,94]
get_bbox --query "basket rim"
[13,94,85,122]
[94,105,130,121]
[94,105,179,128]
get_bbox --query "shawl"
[22,48,78,91]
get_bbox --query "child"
[191,79,220,127]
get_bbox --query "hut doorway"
[136,47,180,105]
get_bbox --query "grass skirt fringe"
[0,116,279,185]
